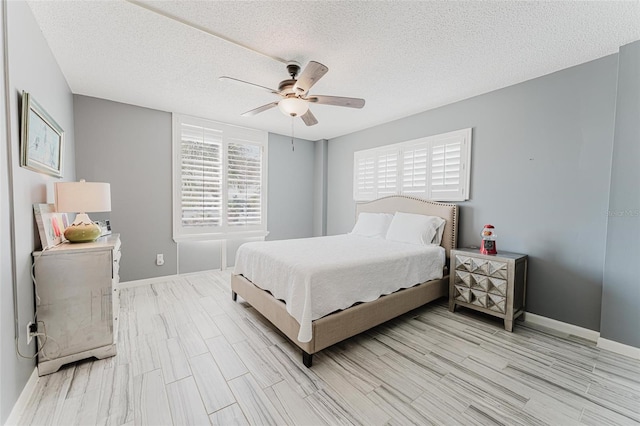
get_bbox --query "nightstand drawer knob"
[488,294,506,313]
[454,285,472,303]
[470,274,489,292]
[454,271,471,286]
[487,261,508,279]
[488,278,507,296]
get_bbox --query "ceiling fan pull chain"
[291,117,295,152]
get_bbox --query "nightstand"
[32,234,121,375]
[449,248,527,331]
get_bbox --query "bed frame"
[231,195,458,367]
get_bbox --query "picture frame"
[33,203,68,249]
[20,91,64,178]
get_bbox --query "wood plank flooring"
[17,270,640,425]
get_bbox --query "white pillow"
[385,212,446,246]
[350,213,394,239]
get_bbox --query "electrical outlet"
[156,253,164,266]
[26,322,34,345]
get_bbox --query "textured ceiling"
[26,0,640,141]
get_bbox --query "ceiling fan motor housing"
[286,62,301,79]
[278,79,297,94]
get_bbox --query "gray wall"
[178,240,223,273]
[313,139,328,236]
[266,133,315,241]
[74,95,176,282]
[327,55,619,332]
[600,41,640,348]
[0,3,8,417]
[74,96,317,280]
[1,2,76,422]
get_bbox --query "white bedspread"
[233,234,445,343]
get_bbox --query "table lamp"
[54,180,111,243]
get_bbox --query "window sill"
[173,230,269,243]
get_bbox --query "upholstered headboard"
[355,195,459,259]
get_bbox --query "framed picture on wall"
[20,91,64,178]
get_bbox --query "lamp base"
[64,222,102,243]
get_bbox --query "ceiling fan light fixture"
[278,97,309,117]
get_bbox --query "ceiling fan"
[219,61,365,126]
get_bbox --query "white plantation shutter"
[401,143,429,196]
[353,128,471,202]
[180,124,222,227]
[376,149,399,197]
[227,142,262,227]
[173,114,267,240]
[428,129,470,201]
[353,151,376,201]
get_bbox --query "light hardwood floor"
[17,270,640,425]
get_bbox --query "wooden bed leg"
[232,291,237,302]
[302,351,313,368]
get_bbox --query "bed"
[231,195,458,367]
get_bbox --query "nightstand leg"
[504,319,513,332]
[449,300,456,312]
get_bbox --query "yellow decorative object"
[64,222,102,243]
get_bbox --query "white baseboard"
[5,367,39,426]
[117,273,181,289]
[522,312,600,342]
[117,269,224,289]
[523,312,640,360]
[597,337,640,360]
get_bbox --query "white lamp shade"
[278,97,309,117]
[55,181,111,213]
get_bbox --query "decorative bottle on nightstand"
[480,224,497,255]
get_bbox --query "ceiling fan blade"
[219,76,280,94]
[307,95,365,109]
[293,61,329,95]
[300,109,318,126]
[241,102,279,117]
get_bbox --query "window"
[173,114,268,241]
[353,128,471,202]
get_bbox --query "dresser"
[449,248,527,331]
[33,234,121,375]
